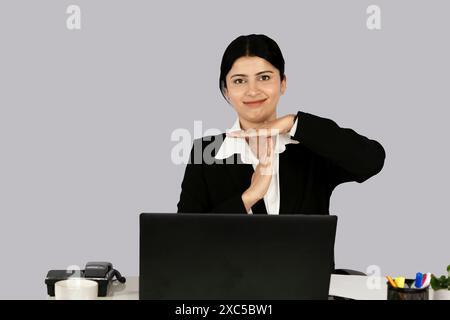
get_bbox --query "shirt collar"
[215,118,299,164]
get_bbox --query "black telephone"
[45,261,126,297]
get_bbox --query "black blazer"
[177,111,385,214]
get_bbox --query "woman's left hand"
[226,114,296,138]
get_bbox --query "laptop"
[139,213,337,300]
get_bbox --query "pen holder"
[387,279,429,300]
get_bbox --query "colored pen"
[414,272,423,288]
[395,277,405,289]
[421,273,427,287]
[421,273,431,288]
[386,276,397,288]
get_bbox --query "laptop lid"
[139,213,337,300]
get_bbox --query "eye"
[259,75,271,81]
[233,78,246,85]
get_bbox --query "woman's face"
[224,56,286,129]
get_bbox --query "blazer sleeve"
[177,138,248,214]
[292,111,386,186]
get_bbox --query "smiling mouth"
[243,98,267,106]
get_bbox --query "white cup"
[54,278,98,300]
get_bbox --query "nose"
[245,79,261,97]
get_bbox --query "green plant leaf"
[431,275,442,290]
[431,274,449,290]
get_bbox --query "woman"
[177,34,385,215]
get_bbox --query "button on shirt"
[215,118,299,215]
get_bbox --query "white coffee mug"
[54,278,98,300]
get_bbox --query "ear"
[280,75,287,95]
[223,87,230,101]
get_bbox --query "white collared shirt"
[215,118,299,215]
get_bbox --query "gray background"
[0,0,448,299]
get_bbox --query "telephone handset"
[84,261,113,278]
[84,261,126,281]
[45,261,126,297]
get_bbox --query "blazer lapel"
[225,154,267,214]
[279,147,301,214]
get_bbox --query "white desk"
[97,275,390,300]
[329,275,387,300]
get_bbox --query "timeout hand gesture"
[227,114,296,213]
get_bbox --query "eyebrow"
[230,70,274,79]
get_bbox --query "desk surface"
[97,275,391,300]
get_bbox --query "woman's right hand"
[241,137,274,213]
